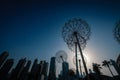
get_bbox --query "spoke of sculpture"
[114,20,120,44]
[55,50,67,63]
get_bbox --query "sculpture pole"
[79,59,82,78]
[75,42,79,78]
[74,32,89,76]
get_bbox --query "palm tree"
[102,60,114,77]
[92,63,102,75]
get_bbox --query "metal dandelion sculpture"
[62,18,90,50]
[62,18,91,79]
[55,50,68,80]
[114,20,120,44]
[55,50,68,63]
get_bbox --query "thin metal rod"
[60,56,64,62]
[79,59,82,78]
[75,34,89,80]
[75,42,79,78]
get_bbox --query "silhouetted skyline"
[0,0,120,77]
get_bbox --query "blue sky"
[0,0,120,76]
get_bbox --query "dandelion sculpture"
[56,50,68,80]
[62,18,91,79]
[114,20,120,44]
[55,50,67,63]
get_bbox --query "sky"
[0,0,120,77]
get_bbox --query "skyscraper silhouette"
[48,57,56,80]
[0,51,9,67]
[37,60,49,80]
[62,61,69,80]
[0,59,14,80]
[110,59,120,76]
[19,60,31,80]
[29,59,40,80]
[10,58,26,80]
[116,54,120,68]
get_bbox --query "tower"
[19,60,31,80]
[29,59,39,80]
[10,58,26,80]
[62,61,69,80]
[116,54,120,68]
[48,57,56,80]
[110,59,120,76]
[0,59,14,80]
[39,60,49,80]
[0,51,9,67]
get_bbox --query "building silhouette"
[48,57,56,80]
[0,51,119,80]
[62,61,69,80]
[39,60,49,80]
[116,54,120,68]
[10,58,26,80]
[0,59,14,80]
[29,59,39,80]
[0,51,9,67]
[110,59,120,76]
[19,60,31,80]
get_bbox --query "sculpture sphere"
[55,50,68,63]
[114,20,120,44]
[62,18,91,51]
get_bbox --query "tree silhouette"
[68,68,76,77]
[102,60,114,77]
[92,63,102,75]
